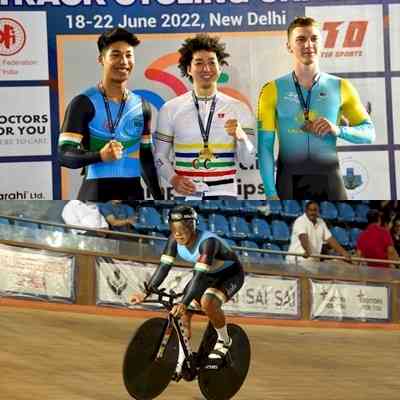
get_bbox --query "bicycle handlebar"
[140,285,184,311]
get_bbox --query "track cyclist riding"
[131,204,245,378]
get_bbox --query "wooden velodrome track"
[1,299,399,400]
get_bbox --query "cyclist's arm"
[338,79,375,144]
[257,82,278,197]
[139,99,164,200]
[58,95,102,169]
[146,236,177,291]
[235,102,256,167]
[181,238,220,306]
[154,104,176,185]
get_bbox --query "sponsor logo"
[0,17,26,56]
[106,267,128,297]
[283,92,300,104]
[321,20,368,59]
[318,287,346,311]
[356,289,385,313]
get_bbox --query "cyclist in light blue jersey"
[59,28,162,201]
[258,17,375,200]
[131,205,244,379]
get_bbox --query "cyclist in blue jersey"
[131,205,244,379]
[258,17,375,200]
[58,28,162,201]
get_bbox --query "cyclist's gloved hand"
[170,303,187,318]
[130,292,146,304]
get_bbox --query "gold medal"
[199,146,214,160]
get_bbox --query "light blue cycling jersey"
[257,72,375,197]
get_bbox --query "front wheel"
[123,317,178,400]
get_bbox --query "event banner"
[310,279,390,322]
[0,242,76,302]
[96,257,300,318]
[1,1,399,199]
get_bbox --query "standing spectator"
[61,200,109,234]
[390,217,400,259]
[287,200,350,264]
[356,209,400,268]
[98,200,135,233]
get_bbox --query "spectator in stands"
[287,200,351,265]
[390,217,400,256]
[62,200,109,234]
[370,201,400,228]
[98,200,135,233]
[356,209,400,268]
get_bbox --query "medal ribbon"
[292,72,320,122]
[99,82,127,140]
[192,91,217,153]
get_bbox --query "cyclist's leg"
[201,264,245,360]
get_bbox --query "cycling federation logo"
[321,20,368,59]
[0,18,26,56]
[133,52,252,111]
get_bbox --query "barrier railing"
[1,213,399,268]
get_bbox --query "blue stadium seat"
[161,208,170,225]
[148,232,167,254]
[281,200,302,218]
[331,226,350,247]
[319,201,338,221]
[349,227,362,248]
[135,207,164,232]
[240,240,263,262]
[267,200,282,216]
[336,203,355,223]
[271,220,290,243]
[229,216,250,240]
[250,218,271,240]
[241,200,263,214]
[208,213,230,237]
[0,217,10,225]
[262,242,283,262]
[222,199,243,213]
[199,200,222,212]
[197,214,208,231]
[354,203,370,223]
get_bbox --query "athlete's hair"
[177,33,229,82]
[367,209,381,225]
[287,16,319,39]
[305,200,319,210]
[97,28,140,54]
[169,205,198,230]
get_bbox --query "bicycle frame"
[140,288,194,368]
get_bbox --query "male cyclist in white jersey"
[154,34,256,199]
